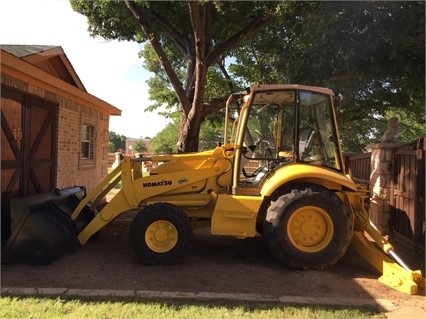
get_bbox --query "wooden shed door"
[1,86,57,240]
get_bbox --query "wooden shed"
[1,45,121,241]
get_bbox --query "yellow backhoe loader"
[3,84,424,295]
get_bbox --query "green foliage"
[231,1,425,152]
[109,131,127,152]
[108,141,115,153]
[133,139,148,153]
[70,0,142,41]
[385,107,426,143]
[151,122,179,154]
[71,0,280,152]
[199,115,225,150]
[73,1,424,153]
[142,44,181,115]
[150,117,225,153]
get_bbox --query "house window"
[81,124,94,159]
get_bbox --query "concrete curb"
[1,286,398,312]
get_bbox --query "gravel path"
[2,211,425,309]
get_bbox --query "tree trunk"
[177,106,202,152]
[125,0,272,153]
[176,2,210,153]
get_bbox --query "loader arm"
[74,157,223,244]
[344,189,425,295]
[70,162,123,221]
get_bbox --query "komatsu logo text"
[143,180,172,188]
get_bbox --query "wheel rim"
[286,205,334,253]
[145,220,178,253]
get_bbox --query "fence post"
[368,142,398,234]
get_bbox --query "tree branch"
[207,13,270,67]
[217,57,236,93]
[149,8,193,59]
[124,0,191,114]
[202,97,227,118]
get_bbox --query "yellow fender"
[261,164,357,197]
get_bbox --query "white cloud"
[0,0,169,138]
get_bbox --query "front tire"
[263,186,352,270]
[130,203,191,265]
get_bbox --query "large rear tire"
[130,203,191,265]
[263,185,352,270]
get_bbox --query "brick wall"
[56,99,109,191]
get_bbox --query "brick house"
[1,45,121,240]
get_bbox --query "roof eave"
[1,49,121,116]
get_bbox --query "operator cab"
[226,85,344,193]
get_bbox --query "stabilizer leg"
[351,230,423,295]
[345,190,424,295]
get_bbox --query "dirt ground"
[1,211,425,309]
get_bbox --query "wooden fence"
[344,152,372,187]
[344,136,425,249]
[390,137,425,249]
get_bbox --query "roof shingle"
[0,44,58,58]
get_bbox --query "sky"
[0,0,170,139]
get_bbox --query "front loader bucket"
[1,186,94,265]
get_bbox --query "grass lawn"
[0,296,386,319]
